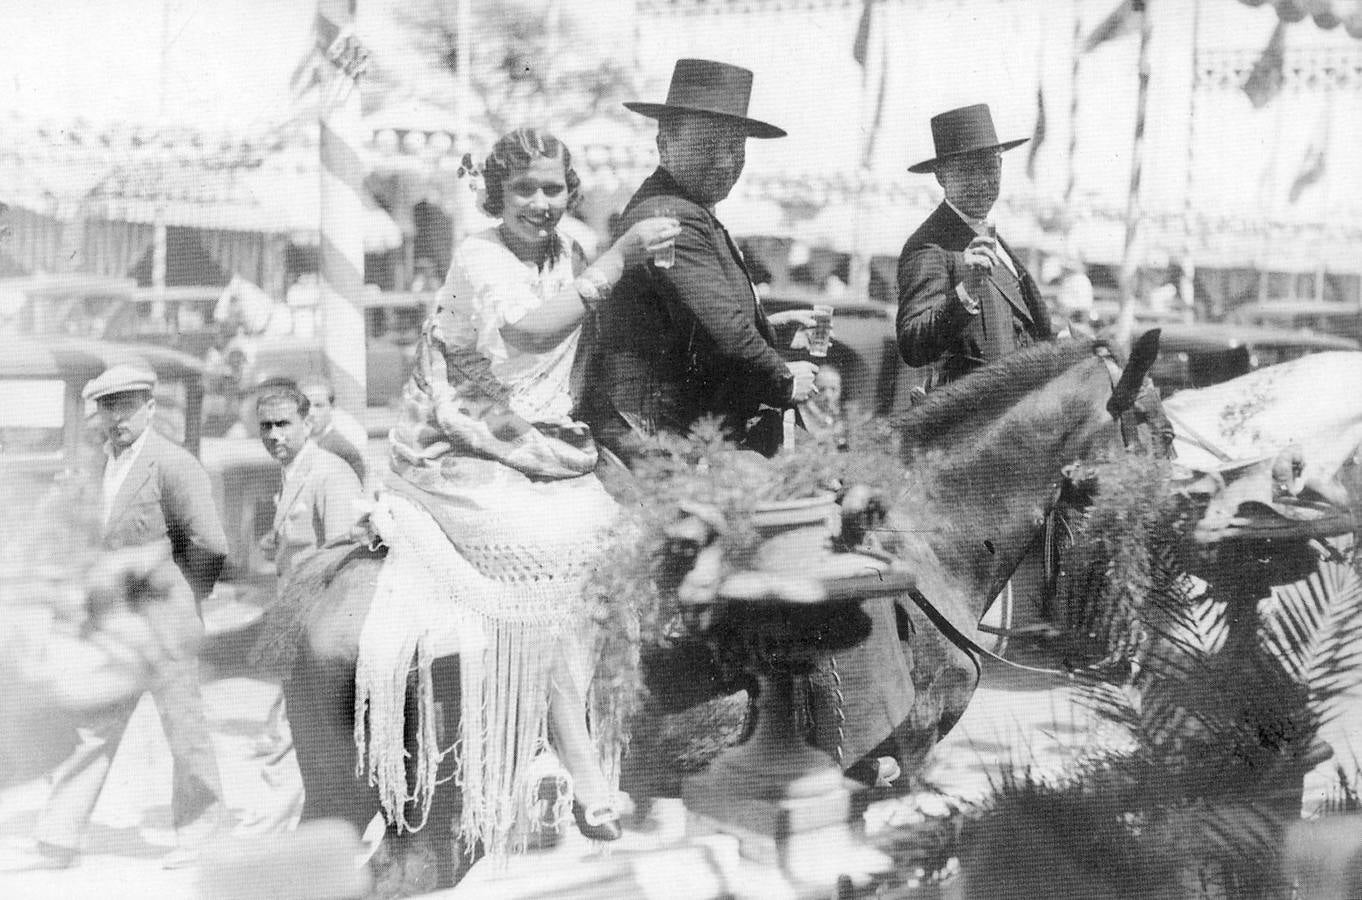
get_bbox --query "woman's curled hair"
[481,128,581,217]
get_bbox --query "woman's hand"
[613,215,682,269]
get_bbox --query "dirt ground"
[3,623,1358,899]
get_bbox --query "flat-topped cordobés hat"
[624,58,786,139]
[908,103,1028,174]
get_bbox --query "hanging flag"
[852,0,877,67]
[1243,22,1286,109]
[289,9,341,99]
[1083,0,1139,53]
[1026,86,1046,181]
[1288,103,1330,204]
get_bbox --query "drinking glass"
[807,304,834,358]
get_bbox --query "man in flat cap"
[584,58,820,460]
[16,362,231,871]
[897,103,1053,386]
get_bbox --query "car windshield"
[0,378,65,455]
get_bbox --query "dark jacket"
[316,427,367,484]
[896,202,1053,384]
[584,168,793,460]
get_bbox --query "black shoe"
[572,800,622,842]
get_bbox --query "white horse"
[215,274,293,337]
[1165,351,1362,481]
[1163,351,1362,542]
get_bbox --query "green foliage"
[945,550,1362,897]
[1051,454,1197,668]
[582,418,901,755]
[871,445,1362,896]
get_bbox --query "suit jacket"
[103,429,228,604]
[316,427,367,484]
[896,203,1053,384]
[584,168,793,459]
[268,440,363,583]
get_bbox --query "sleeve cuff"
[954,282,982,315]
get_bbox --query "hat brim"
[624,101,786,139]
[84,383,156,402]
[907,137,1029,174]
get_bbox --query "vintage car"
[103,285,228,359]
[760,284,923,419]
[215,288,432,428]
[1226,299,1362,345]
[0,335,281,597]
[1147,322,1361,395]
[0,274,141,337]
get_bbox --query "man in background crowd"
[301,378,367,484]
[257,379,364,586]
[255,380,365,826]
[8,363,232,872]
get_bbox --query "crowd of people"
[3,56,1080,879]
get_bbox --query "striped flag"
[1026,86,1046,181]
[289,8,345,99]
[1243,22,1287,109]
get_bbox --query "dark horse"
[839,332,1167,782]
[631,334,1170,793]
[275,334,1166,888]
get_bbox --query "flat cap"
[83,362,157,402]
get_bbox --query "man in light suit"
[254,380,367,826]
[256,381,363,583]
[897,104,1054,386]
[19,363,231,871]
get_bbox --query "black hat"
[624,59,786,139]
[908,103,1028,174]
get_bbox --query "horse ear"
[1107,328,1162,417]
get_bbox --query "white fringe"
[353,491,605,859]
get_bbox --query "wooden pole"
[1116,0,1152,348]
[1182,0,1201,319]
[447,0,477,255]
[153,0,171,297]
[318,0,368,412]
[850,0,885,301]
[1063,0,1082,217]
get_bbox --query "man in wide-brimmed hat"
[896,103,1053,386]
[584,58,820,460]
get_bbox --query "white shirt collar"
[102,427,152,526]
[282,438,316,481]
[103,425,151,464]
[945,199,990,234]
[944,200,1017,277]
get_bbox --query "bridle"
[1095,343,1150,453]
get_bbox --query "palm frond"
[1260,558,1362,721]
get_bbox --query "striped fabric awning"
[82,153,403,252]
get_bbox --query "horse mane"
[251,542,382,677]
[899,338,1103,455]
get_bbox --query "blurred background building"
[0,0,1358,339]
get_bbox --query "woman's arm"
[504,218,680,344]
